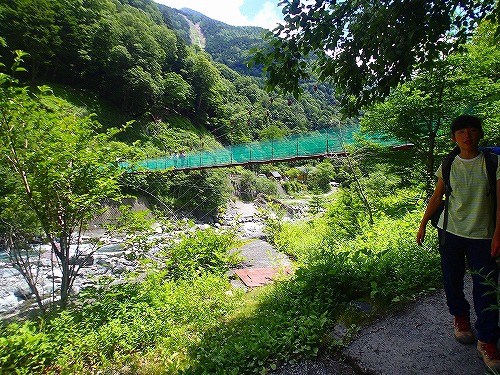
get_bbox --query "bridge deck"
[121,128,399,173]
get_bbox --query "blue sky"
[155,0,283,29]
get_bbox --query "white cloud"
[155,0,281,29]
[251,2,283,30]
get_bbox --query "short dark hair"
[451,114,482,134]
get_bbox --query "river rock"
[14,285,33,300]
[0,199,300,318]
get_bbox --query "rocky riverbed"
[0,198,308,319]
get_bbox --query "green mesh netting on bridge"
[122,126,394,172]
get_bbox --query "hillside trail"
[271,278,490,375]
[228,201,490,375]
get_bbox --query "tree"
[0,53,128,310]
[186,52,227,121]
[307,160,336,193]
[360,22,500,196]
[134,168,232,219]
[122,65,163,114]
[0,0,63,81]
[466,21,500,145]
[259,125,289,140]
[163,72,194,113]
[249,0,498,114]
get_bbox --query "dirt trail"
[272,278,489,375]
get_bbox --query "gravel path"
[345,278,488,375]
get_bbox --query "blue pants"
[438,230,499,343]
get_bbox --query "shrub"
[0,322,55,374]
[236,170,278,201]
[161,226,242,280]
[307,160,336,193]
[47,273,244,374]
[282,180,302,194]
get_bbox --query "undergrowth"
[0,189,442,374]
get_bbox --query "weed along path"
[271,278,488,375]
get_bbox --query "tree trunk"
[426,132,437,198]
[6,234,46,313]
[58,234,70,309]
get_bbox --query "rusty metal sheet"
[234,267,293,287]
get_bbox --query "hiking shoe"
[453,315,475,344]
[477,341,500,373]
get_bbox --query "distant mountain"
[157,4,266,76]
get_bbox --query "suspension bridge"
[121,127,405,173]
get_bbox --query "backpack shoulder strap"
[481,148,498,224]
[441,146,461,194]
[438,146,460,245]
[482,149,498,194]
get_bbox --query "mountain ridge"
[157,3,266,76]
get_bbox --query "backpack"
[430,146,499,244]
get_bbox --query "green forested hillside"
[0,0,343,154]
[156,4,192,44]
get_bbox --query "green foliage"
[138,115,220,156]
[157,4,191,44]
[235,169,278,201]
[161,226,243,279]
[360,20,500,195]
[259,124,289,140]
[184,198,441,374]
[275,208,441,305]
[187,287,329,374]
[0,222,246,374]
[54,273,243,374]
[0,186,443,375]
[249,0,497,113]
[361,164,399,197]
[257,200,288,244]
[126,168,232,217]
[308,195,327,215]
[323,187,367,242]
[282,180,302,194]
[163,72,194,112]
[466,20,500,146]
[306,160,336,194]
[0,0,345,146]
[254,175,278,197]
[0,55,130,308]
[284,167,301,181]
[0,3,476,374]
[271,219,328,263]
[105,205,159,261]
[0,81,125,237]
[170,169,232,217]
[0,322,55,374]
[338,212,440,302]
